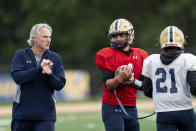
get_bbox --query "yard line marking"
[0,128,5,131]
[87,123,96,128]
[0,119,11,126]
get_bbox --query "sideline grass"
[0,112,156,131]
[56,112,156,131]
[56,112,105,131]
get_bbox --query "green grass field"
[0,112,156,131]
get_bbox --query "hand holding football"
[115,65,133,83]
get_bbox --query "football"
[115,64,133,77]
[114,66,121,77]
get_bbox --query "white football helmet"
[108,18,134,49]
[160,26,185,49]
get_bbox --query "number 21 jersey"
[142,53,196,112]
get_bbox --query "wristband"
[132,79,143,89]
[114,77,121,84]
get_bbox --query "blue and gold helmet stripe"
[114,19,119,31]
[169,26,173,43]
[160,26,184,48]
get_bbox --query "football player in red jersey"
[96,18,148,131]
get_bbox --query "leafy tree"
[0,0,196,94]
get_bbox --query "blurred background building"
[0,0,196,101]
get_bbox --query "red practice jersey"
[96,47,148,106]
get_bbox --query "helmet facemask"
[109,32,130,50]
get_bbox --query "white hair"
[27,23,52,47]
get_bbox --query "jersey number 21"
[155,68,177,93]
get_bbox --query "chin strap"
[111,42,128,50]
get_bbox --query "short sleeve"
[95,48,115,71]
[142,50,149,60]
[186,54,196,71]
[142,57,150,78]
